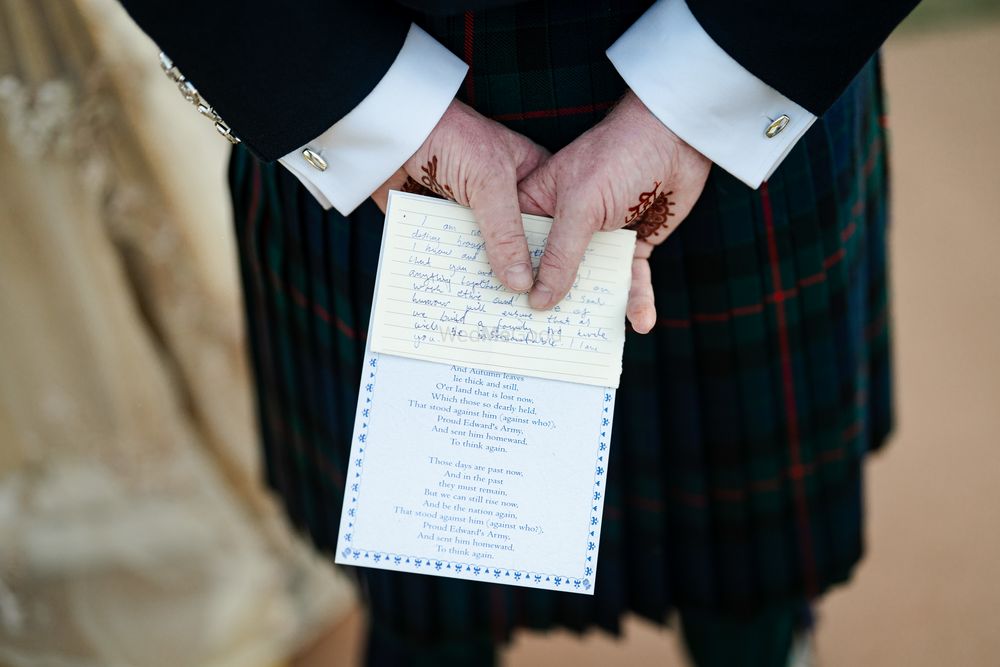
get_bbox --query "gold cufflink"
[765,115,791,138]
[302,148,328,171]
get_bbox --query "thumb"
[626,241,656,334]
[517,156,557,217]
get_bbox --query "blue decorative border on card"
[341,355,380,550]
[340,354,612,593]
[582,390,613,580]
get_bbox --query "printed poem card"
[335,192,635,594]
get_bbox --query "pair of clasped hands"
[372,91,711,334]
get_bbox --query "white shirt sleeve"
[607,0,817,189]
[278,24,468,215]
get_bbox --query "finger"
[627,251,656,334]
[517,187,551,217]
[517,158,557,217]
[511,135,550,182]
[469,169,534,292]
[528,196,596,309]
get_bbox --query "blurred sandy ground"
[295,14,1000,667]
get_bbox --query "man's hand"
[370,169,409,213]
[371,99,549,293]
[517,90,711,332]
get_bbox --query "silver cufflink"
[765,114,791,138]
[302,148,328,171]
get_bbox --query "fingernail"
[529,283,553,309]
[635,313,653,334]
[505,263,533,292]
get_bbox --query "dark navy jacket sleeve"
[685,0,920,114]
[120,0,920,161]
[119,1,412,161]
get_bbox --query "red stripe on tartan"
[863,136,884,177]
[692,303,765,323]
[665,444,850,506]
[246,164,301,495]
[265,267,362,340]
[274,272,330,321]
[843,220,858,243]
[629,495,670,511]
[798,272,826,288]
[667,489,706,508]
[767,287,798,304]
[463,12,475,105]
[731,303,765,317]
[661,362,871,508]
[492,101,615,122]
[822,247,846,270]
[761,183,818,596]
[723,454,843,499]
[243,163,362,340]
[691,312,731,324]
[820,448,846,464]
[654,230,853,330]
[841,419,863,443]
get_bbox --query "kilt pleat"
[226,0,893,647]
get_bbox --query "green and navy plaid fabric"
[227,0,893,652]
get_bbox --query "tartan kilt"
[227,0,893,646]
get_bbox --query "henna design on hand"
[627,190,676,240]
[624,180,662,226]
[401,176,435,198]
[419,155,455,200]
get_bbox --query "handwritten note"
[371,191,636,388]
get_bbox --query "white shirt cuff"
[279,24,468,215]
[607,0,817,189]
